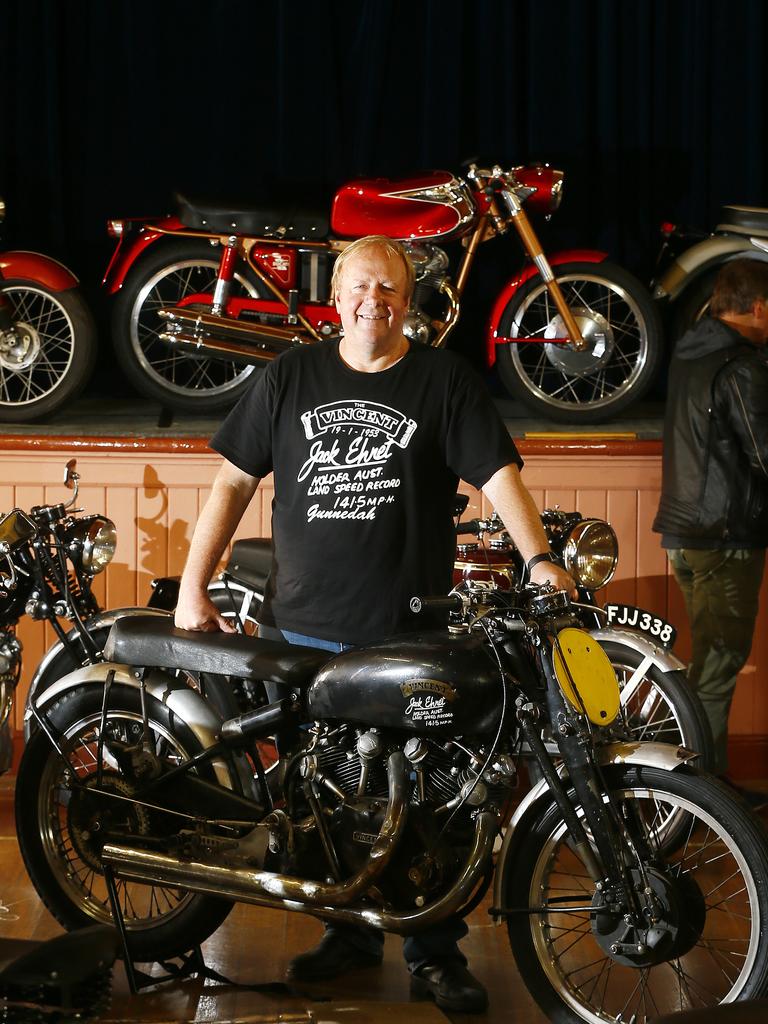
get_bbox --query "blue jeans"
[261,624,468,968]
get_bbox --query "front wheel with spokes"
[503,765,768,1023]
[0,282,96,422]
[496,261,662,423]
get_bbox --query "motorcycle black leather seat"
[175,192,330,239]
[223,537,272,590]
[717,205,768,236]
[104,615,330,688]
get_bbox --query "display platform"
[0,395,666,449]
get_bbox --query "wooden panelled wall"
[2,440,766,775]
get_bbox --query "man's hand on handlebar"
[530,561,577,598]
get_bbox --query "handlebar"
[410,594,464,615]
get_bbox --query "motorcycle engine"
[279,724,514,909]
[402,243,450,345]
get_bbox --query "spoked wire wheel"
[113,241,262,411]
[0,282,96,421]
[16,687,232,960]
[497,261,662,423]
[505,766,768,1024]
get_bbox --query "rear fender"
[25,607,173,738]
[485,249,608,366]
[654,237,768,302]
[492,740,697,915]
[102,215,186,293]
[0,251,79,291]
[25,661,239,791]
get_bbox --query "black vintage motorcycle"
[0,460,120,773]
[16,580,768,1022]
[96,505,709,767]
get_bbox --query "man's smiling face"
[334,246,410,355]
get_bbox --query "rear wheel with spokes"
[112,240,263,411]
[496,261,662,423]
[503,766,768,1023]
[15,684,233,961]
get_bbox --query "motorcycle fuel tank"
[307,630,500,734]
[330,172,476,241]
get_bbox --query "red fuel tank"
[330,172,476,241]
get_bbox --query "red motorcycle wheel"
[0,281,96,422]
[496,261,662,424]
[112,239,266,412]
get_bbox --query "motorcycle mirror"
[63,459,78,490]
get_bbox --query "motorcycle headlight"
[562,519,618,590]
[68,516,117,575]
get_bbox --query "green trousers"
[668,548,765,776]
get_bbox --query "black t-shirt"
[211,341,521,644]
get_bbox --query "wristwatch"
[526,552,557,575]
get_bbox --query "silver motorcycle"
[653,204,768,336]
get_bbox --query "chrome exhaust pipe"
[104,752,408,908]
[157,306,308,363]
[158,329,285,364]
[104,806,496,936]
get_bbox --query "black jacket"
[653,318,768,549]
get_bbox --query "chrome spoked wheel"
[130,259,257,398]
[0,283,96,421]
[497,261,662,423]
[113,240,263,410]
[505,767,768,1023]
[16,685,232,959]
[38,709,193,928]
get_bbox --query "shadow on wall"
[137,465,191,581]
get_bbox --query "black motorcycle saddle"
[175,191,330,239]
[104,615,330,688]
[224,537,272,590]
[717,205,768,235]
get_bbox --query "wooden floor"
[2,769,768,1024]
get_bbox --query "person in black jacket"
[653,259,768,780]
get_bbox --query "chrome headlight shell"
[67,516,117,575]
[562,519,618,590]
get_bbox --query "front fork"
[501,192,587,351]
[535,641,652,914]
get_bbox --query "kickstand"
[103,867,287,995]
[104,865,226,993]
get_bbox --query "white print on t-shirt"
[298,400,417,524]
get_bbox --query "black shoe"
[286,931,383,982]
[411,959,488,1013]
[718,776,768,809]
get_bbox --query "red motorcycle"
[104,163,662,423]
[0,198,97,422]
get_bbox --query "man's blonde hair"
[331,235,415,301]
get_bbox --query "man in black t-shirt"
[176,235,574,1013]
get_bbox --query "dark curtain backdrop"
[1,0,766,376]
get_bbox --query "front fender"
[485,248,609,366]
[654,237,768,302]
[25,606,173,740]
[588,626,686,674]
[492,741,697,915]
[0,251,79,291]
[25,661,239,791]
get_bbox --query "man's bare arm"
[482,463,576,594]
[175,460,261,631]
